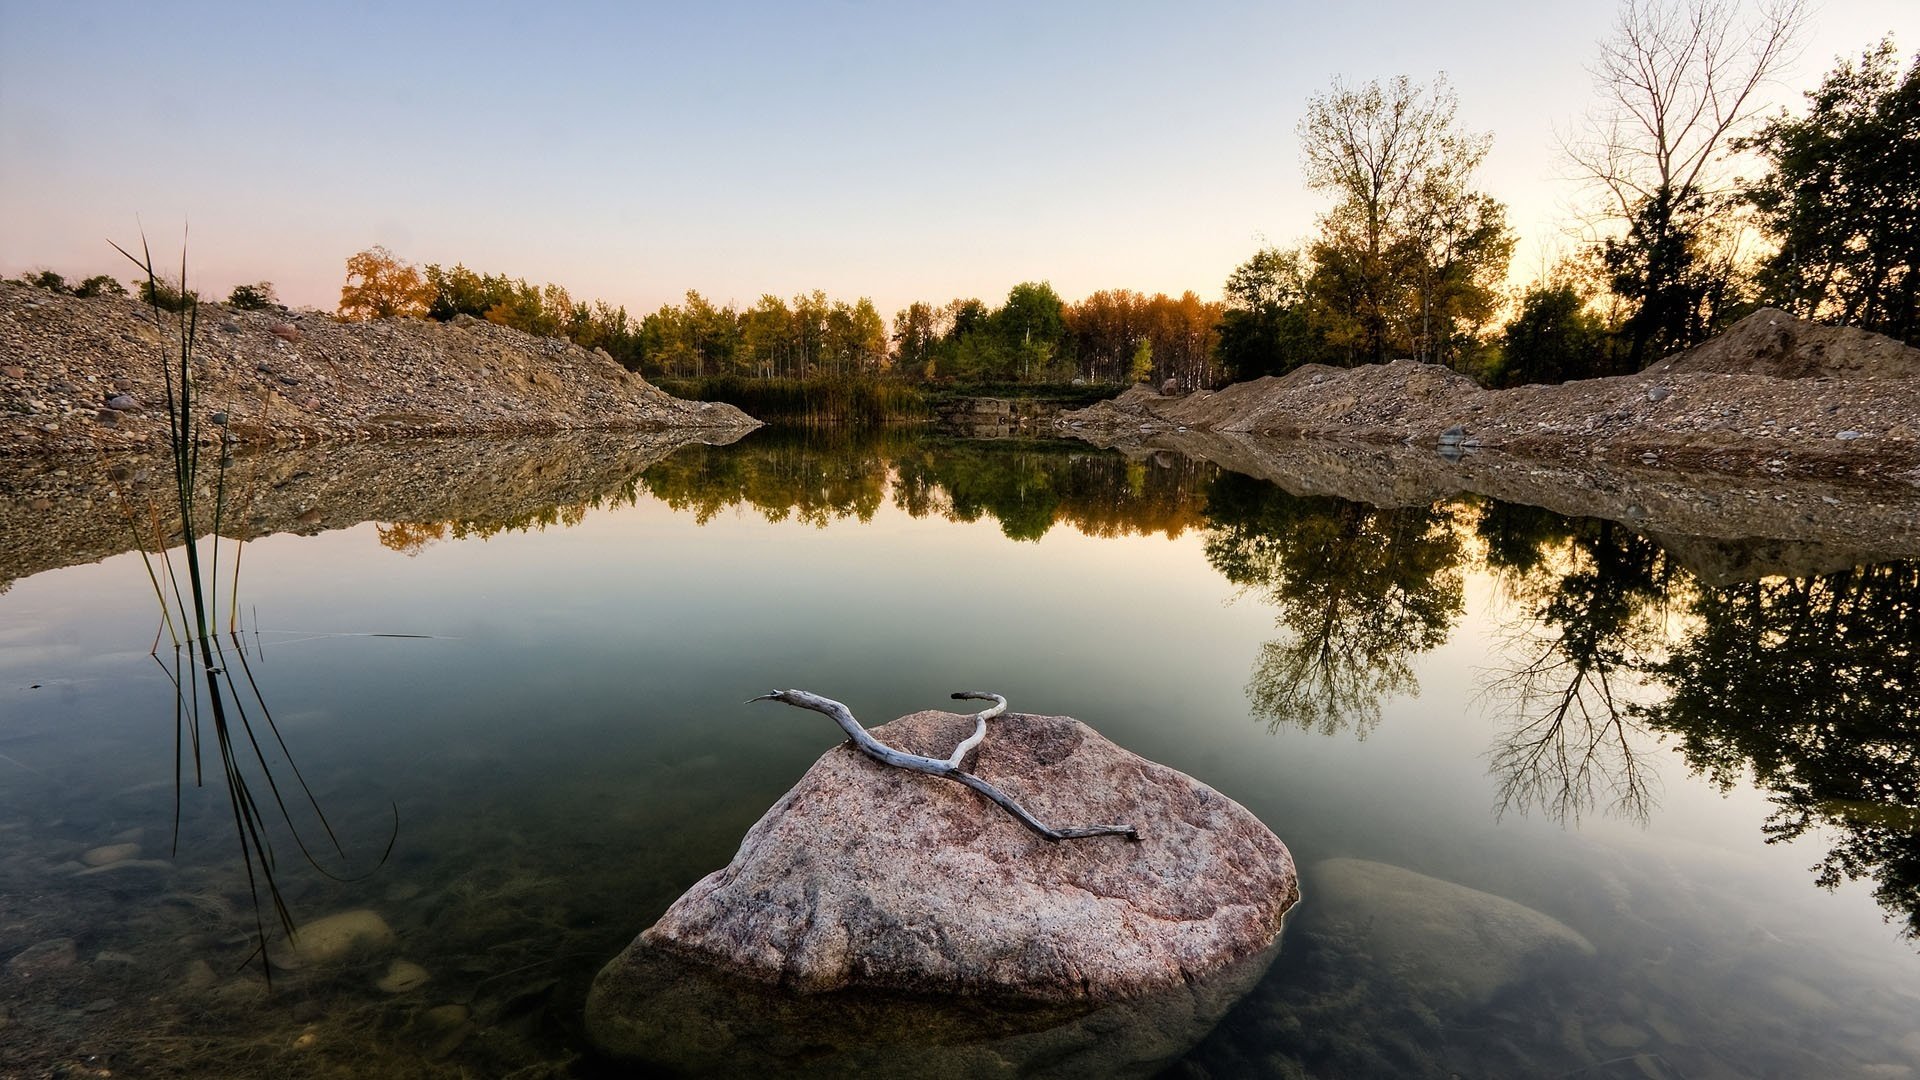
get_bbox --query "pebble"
[105,393,138,411]
[1837,430,1863,440]
[81,842,140,866]
[1646,386,1671,402]
[420,1003,471,1029]
[376,959,431,993]
[0,365,23,379]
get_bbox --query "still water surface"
[2,431,1917,1077]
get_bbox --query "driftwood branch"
[750,689,1140,843]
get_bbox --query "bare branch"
[751,689,1141,843]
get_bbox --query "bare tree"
[1565,0,1805,366]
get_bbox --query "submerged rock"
[80,842,140,866]
[589,933,1283,1079]
[1311,858,1594,1009]
[270,908,396,967]
[7,938,78,981]
[376,959,431,993]
[590,709,1296,1068]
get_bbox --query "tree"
[73,274,127,298]
[1298,74,1512,366]
[1739,38,1920,344]
[226,281,279,310]
[1216,246,1323,380]
[338,245,431,320]
[1567,0,1805,366]
[891,301,943,379]
[997,281,1067,381]
[138,276,197,312]
[1498,281,1615,385]
[1203,473,1463,739]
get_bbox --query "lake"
[2,428,1917,1078]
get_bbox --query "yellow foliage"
[339,246,432,320]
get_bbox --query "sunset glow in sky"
[4,1,1917,318]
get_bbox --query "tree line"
[14,3,1910,392]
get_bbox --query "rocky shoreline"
[0,283,758,457]
[1058,310,1920,488]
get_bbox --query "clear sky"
[2,1,1915,319]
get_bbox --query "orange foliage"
[339,246,432,320]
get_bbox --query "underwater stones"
[377,960,431,993]
[7,938,78,981]
[593,709,1296,1023]
[271,908,396,967]
[1311,858,1595,1009]
[80,842,139,866]
[588,935,1283,1079]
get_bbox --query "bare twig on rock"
[750,689,1141,843]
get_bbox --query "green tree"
[1216,246,1323,380]
[996,281,1067,381]
[1298,74,1512,366]
[1497,281,1615,385]
[225,281,279,310]
[1739,38,1920,344]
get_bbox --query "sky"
[3,1,1916,320]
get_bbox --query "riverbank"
[1059,309,1920,487]
[0,284,758,457]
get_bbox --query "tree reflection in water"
[1643,560,1920,939]
[1202,472,1463,738]
[1475,504,1677,825]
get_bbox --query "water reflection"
[86,428,1915,940]
[1643,561,1920,939]
[1202,472,1462,738]
[1476,506,1678,826]
[636,428,1211,540]
[8,429,1920,1076]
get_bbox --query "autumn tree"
[338,246,431,320]
[1567,0,1805,367]
[1739,38,1920,344]
[1298,74,1512,367]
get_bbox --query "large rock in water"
[587,709,1298,1070]
[1312,858,1595,1009]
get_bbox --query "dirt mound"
[1060,312,1920,486]
[1649,308,1920,380]
[0,283,758,456]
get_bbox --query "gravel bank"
[0,283,758,457]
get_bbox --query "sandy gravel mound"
[0,283,757,456]
[1060,310,1920,486]
[1648,308,1920,380]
